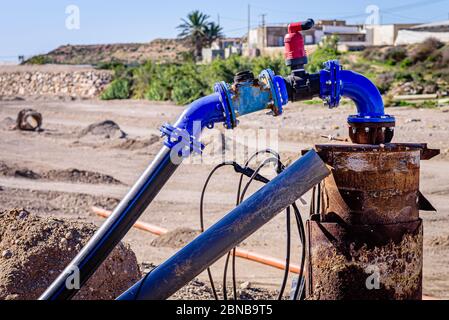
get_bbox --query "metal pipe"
[117,150,330,300]
[340,70,385,118]
[39,146,178,300]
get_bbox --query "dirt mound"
[0,187,119,217]
[43,168,122,184]
[79,120,127,140]
[109,135,161,151]
[150,228,201,248]
[26,39,191,65]
[0,161,122,185]
[0,209,141,300]
[170,279,279,300]
[0,162,40,180]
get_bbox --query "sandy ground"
[1,98,449,299]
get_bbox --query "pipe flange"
[214,82,237,129]
[348,121,396,145]
[320,60,342,108]
[259,69,288,116]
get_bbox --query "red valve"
[284,19,315,70]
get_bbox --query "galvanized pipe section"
[306,144,431,300]
[118,150,330,300]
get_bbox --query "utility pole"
[247,4,251,36]
[260,13,266,28]
[217,14,220,26]
[260,14,267,50]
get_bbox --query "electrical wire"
[224,156,278,300]
[199,148,308,301]
[292,202,307,301]
[200,162,236,300]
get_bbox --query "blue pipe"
[172,93,225,137]
[341,70,384,117]
[320,60,395,124]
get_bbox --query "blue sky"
[1,0,449,59]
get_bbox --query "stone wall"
[0,65,112,99]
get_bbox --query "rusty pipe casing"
[305,144,432,300]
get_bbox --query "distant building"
[395,20,449,45]
[246,20,366,56]
[364,24,420,46]
[202,37,243,63]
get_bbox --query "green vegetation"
[307,35,340,73]
[102,54,290,104]
[99,36,449,108]
[100,79,130,100]
[23,55,51,65]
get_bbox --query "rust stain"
[307,221,423,300]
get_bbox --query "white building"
[395,21,449,45]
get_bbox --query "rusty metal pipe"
[305,144,438,300]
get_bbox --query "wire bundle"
[200,149,307,300]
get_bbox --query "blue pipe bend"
[340,70,385,118]
[320,60,395,124]
[172,93,225,137]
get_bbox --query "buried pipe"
[93,206,301,274]
[117,150,330,300]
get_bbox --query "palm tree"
[177,10,223,61]
[204,22,224,47]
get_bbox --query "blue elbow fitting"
[320,60,395,144]
[320,60,396,145]
[160,93,225,154]
[320,60,395,124]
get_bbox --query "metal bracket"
[160,123,204,155]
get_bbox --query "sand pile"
[150,228,201,249]
[79,120,127,140]
[0,161,122,185]
[0,209,141,300]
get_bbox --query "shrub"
[409,38,444,63]
[307,35,340,73]
[24,55,51,65]
[400,57,413,68]
[127,55,290,105]
[383,46,407,64]
[100,79,130,100]
[375,72,395,94]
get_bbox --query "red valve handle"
[284,19,315,69]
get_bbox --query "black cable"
[200,162,235,300]
[223,156,278,300]
[222,252,232,301]
[292,203,307,301]
[277,206,291,300]
[239,157,279,203]
[200,148,308,301]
